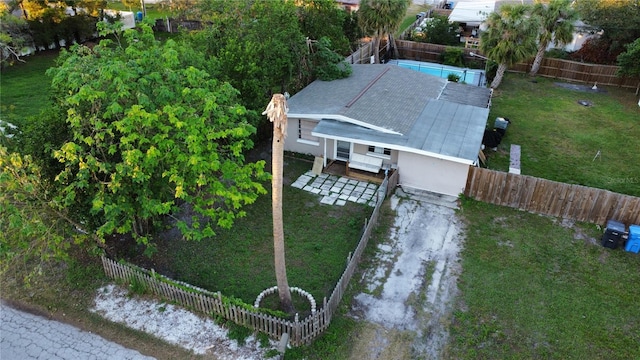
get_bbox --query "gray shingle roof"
[288,65,447,135]
[289,64,491,163]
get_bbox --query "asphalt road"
[0,302,155,360]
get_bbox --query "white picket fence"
[101,172,398,345]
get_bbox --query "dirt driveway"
[347,187,464,360]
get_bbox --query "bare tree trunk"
[263,94,294,314]
[372,36,380,64]
[389,34,400,60]
[529,45,546,76]
[272,125,293,313]
[490,63,509,89]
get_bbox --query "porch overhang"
[312,119,476,165]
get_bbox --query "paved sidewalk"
[292,171,380,207]
[1,302,154,360]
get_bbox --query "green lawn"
[114,155,374,311]
[397,3,432,37]
[486,74,640,197]
[451,197,640,359]
[0,51,58,123]
[105,1,173,20]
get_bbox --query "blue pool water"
[387,60,485,86]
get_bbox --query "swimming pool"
[387,59,485,86]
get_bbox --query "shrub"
[442,47,465,67]
[447,73,461,82]
[545,48,571,60]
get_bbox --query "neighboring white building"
[103,10,136,30]
[449,0,596,53]
[284,64,492,197]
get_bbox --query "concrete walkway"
[347,187,464,359]
[292,171,380,207]
[1,302,154,360]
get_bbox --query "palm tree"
[480,4,539,88]
[358,0,411,63]
[262,94,294,313]
[529,0,577,76]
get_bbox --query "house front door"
[336,140,351,161]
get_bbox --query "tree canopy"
[617,37,640,94]
[358,0,411,63]
[411,14,460,46]
[0,3,31,67]
[574,0,640,57]
[46,23,268,248]
[529,0,577,76]
[480,4,539,88]
[191,0,351,137]
[0,146,88,283]
[16,0,103,51]
[617,37,640,77]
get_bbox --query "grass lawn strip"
[486,74,640,196]
[450,197,640,359]
[122,155,374,313]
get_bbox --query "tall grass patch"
[451,198,640,359]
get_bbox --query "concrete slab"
[290,172,380,207]
[320,195,337,205]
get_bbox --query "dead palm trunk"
[262,94,294,314]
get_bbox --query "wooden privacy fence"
[345,41,375,64]
[396,40,448,63]
[465,167,640,226]
[102,173,398,346]
[391,40,640,89]
[395,40,483,64]
[510,58,640,89]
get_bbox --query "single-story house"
[285,64,492,197]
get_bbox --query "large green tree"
[0,3,32,67]
[413,14,460,46]
[194,0,305,113]
[192,0,350,139]
[529,0,577,76]
[480,4,539,88]
[358,0,411,63]
[47,23,268,249]
[297,0,351,55]
[574,0,640,57]
[0,146,91,283]
[617,37,640,95]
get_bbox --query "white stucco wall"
[285,117,470,196]
[397,151,470,197]
[284,118,323,157]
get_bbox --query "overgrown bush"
[569,37,621,65]
[447,73,461,82]
[441,47,465,67]
[545,48,571,60]
[411,14,460,46]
